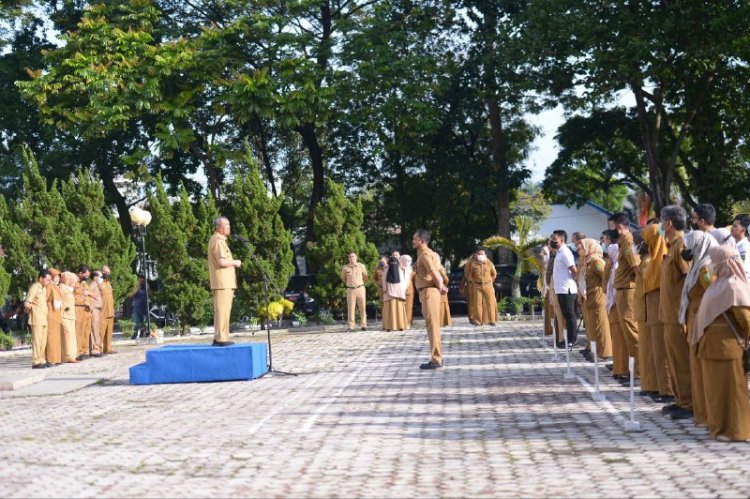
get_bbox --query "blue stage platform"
[129,343,268,385]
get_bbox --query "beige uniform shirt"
[659,232,689,324]
[470,259,496,285]
[100,280,115,318]
[89,280,103,311]
[614,232,640,289]
[415,247,440,291]
[341,263,368,287]
[208,232,237,290]
[25,282,48,326]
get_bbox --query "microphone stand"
[234,236,296,377]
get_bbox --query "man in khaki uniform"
[88,270,104,357]
[208,216,241,346]
[74,265,92,360]
[412,229,448,369]
[610,212,641,378]
[25,269,51,369]
[468,248,497,325]
[341,252,368,332]
[461,254,477,324]
[659,205,693,420]
[99,265,116,354]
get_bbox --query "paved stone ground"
[0,318,747,498]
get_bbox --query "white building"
[535,201,615,240]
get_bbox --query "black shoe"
[80,354,90,360]
[606,364,613,371]
[670,408,693,420]
[91,353,103,358]
[579,348,590,354]
[361,327,367,331]
[638,390,658,397]
[661,403,680,414]
[419,361,442,370]
[346,328,354,332]
[31,363,47,369]
[212,340,235,347]
[612,374,629,381]
[44,363,56,368]
[652,394,675,403]
[555,341,566,349]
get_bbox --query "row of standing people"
[542,205,750,442]
[24,264,116,368]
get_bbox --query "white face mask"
[477,254,487,262]
[97,277,103,284]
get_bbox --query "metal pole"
[141,225,151,338]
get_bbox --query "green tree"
[307,180,378,314]
[60,171,137,307]
[222,150,295,321]
[483,215,546,298]
[146,178,212,333]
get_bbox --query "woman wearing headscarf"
[576,238,592,358]
[580,238,612,360]
[679,230,717,426]
[693,245,750,441]
[45,268,63,366]
[606,243,629,379]
[382,254,407,331]
[709,227,736,248]
[633,235,655,394]
[402,255,416,328]
[641,224,671,401]
[59,271,79,363]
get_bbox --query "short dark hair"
[734,214,750,231]
[552,230,567,242]
[694,203,716,225]
[414,229,430,243]
[77,264,89,273]
[572,231,586,242]
[91,270,101,278]
[661,204,687,231]
[38,269,51,279]
[604,229,619,242]
[609,212,630,227]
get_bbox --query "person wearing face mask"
[468,248,497,326]
[550,230,578,348]
[374,255,388,312]
[659,204,693,420]
[60,271,79,363]
[608,213,641,380]
[99,265,116,354]
[88,270,104,357]
[74,265,92,360]
[678,230,717,428]
[693,245,750,442]
[641,224,673,403]
[690,203,717,233]
[44,268,64,366]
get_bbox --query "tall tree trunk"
[487,96,512,265]
[97,162,132,237]
[298,122,325,244]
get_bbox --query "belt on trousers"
[346,285,364,289]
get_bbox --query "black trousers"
[556,291,578,344]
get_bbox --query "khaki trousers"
[405,291,414,327]
[473,283,497,324]
[543,291,562,336]
[664,323,692,410]
[62,318,78,361]
[550,289,566,342]
[465,283,476,322]
[31,324,47,366]
[419,288,443,365]
[346,286,366,329]
[609,305,629,376]
[45,321,63,364]
[213,289,234,342]
[690,343,707,425]
[615,289,639,377]
[76,309,91,356]
[101,316,114,353]
[637,320,657,392]
[649,322,672,396]
[90,308,102,355]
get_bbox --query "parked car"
[447,264,540,314]
[283,274,319,316]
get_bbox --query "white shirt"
[736,238,750,279]
[553,244,578,294]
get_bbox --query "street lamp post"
[130,207,153,338]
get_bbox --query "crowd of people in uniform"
[23,264,117,369]
[541,204,750,442]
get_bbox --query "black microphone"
[233,234,250,243]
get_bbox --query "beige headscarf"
[692,246,750,345]
[678,230,717,325]
[606,243,619,312]
[577,238,602,297]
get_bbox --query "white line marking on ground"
[246,372,327,434]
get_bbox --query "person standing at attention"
[208,216,241,347]
[341,252,369,332]
[412,229,448,370]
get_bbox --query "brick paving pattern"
[0,319,746,498]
